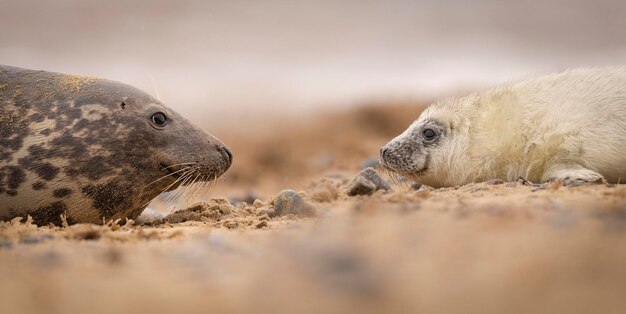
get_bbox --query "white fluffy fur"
[394,67,626,187]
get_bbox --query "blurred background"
[2,0,626,127]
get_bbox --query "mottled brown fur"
[0,65,232,225]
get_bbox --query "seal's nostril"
[220,146,233,165]
[380,148,389,159]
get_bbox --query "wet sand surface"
[2,104,626,314]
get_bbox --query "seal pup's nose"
[380,147,390,160]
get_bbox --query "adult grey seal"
[0,65,232,225]
[380,67,626,188]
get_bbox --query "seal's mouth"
[381,163,428,177]
[158,161,228,189]
[380,155,429,179]
[410,166,428,177]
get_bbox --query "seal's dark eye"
[151,112,167,126]
[423,128,437,140]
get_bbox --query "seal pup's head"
[379,97,474,188]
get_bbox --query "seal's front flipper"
[543,166,605,186]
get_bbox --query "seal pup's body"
[0,65,232,225]
[381,67,626,187]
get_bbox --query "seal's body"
[381,67,626,187]
[0,65,232,225]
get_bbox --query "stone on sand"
[347,168,391,196]
[274,190,316,217]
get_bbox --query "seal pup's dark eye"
[151,112,167,126]
[423,128,437,140]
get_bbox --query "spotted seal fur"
[380,67,626,187]
[0,65,232,225]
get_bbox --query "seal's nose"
[219,146,233,166]
[380,147,390,160]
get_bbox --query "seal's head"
[56,79,234,222]
[0,66,233,224]
[107,81,233,189]
[379,97,474,188]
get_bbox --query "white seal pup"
[380,67,626,187]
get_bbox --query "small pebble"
[347,167,392,197]
[258,209,276,217]
[348,176,377,196]
[19,233,54,245]
[256,221,268,229]
[273,190,316,217]
[0,239,13,249]
[73,229,102,241]
[360,168,391,191]
[228,191,263,206]
[515,177,532,186]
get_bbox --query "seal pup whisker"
[380,167,409,189]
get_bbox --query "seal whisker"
[161,170,195,202]
[188,177,206,203]
[161,162,198,170]
[197,176,208,201]
[166,169,198,204]
[186,174,202,200]
[186,172,204,203]
[165,176,191,203]
[147,71,161,100]
[178,170,197,189]
[136,166,193,201]
[190,175,208,203]
[140,166,193,190]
